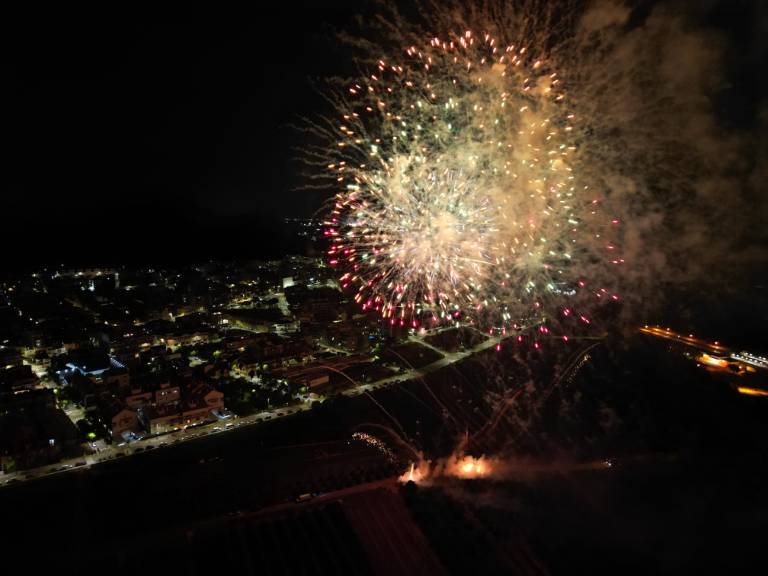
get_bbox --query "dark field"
[381,341,445,369]
[424,327,488,353]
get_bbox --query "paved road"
[338,327,503,398]
[0,403,313,487]
[639,326,730,354]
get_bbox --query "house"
[97,399,139,442]
[154,381,181,406]
[278,364,330,390]
[35,406,80,451]
[252,338,314,370]
[139,404,182,435]
[180,398,212,427]
[0,346,23,369]
[0,364,39,393]
[188,382,225,412]
[66,350,112,376]
[123,371,172,408]
[232,351,261,377]
[223,331,263,352]
[176,382,225,427]
[33,350,52,369]
[102,366,130,391]
[124,387,153,409]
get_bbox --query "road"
[639,325,730,354]
[639,325,768,395]
[0,403,314,487]
[337,326,503,398]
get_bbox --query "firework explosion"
[297,0,763,337]
[399,453,498,484]
[319,17,621,336]
[297,0,761,483]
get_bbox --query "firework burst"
[315,10,621,337]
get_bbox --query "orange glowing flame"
[449,455,493,479]
[399,461,427,483]
[399,454,497,484]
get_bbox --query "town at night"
[6,1,767,574]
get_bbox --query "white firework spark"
[317,23,620,336]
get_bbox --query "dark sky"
[10,4,358,269]
[9,1,765,270]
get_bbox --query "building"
[273,354,372,391]
[0,388,55,413]
[0,402,79,471]
[0,346,23,370]
[122,371,177,408]
[102,366,130,392]
[66,350,112,377]
[124,387,153,409]
[139,404,182,435]
[0,364,39,393]
[154,381,181,406]
[177,382,225,427]
[188,382,225,412]
[281,366,330,390]
[180,398,213,427]
[137,382,225,433]
[232,351,261,377]
[97,399,139,442]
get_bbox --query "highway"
[638,325,730,354]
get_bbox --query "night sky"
[9,1,766,269]
[10,4,356,268]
